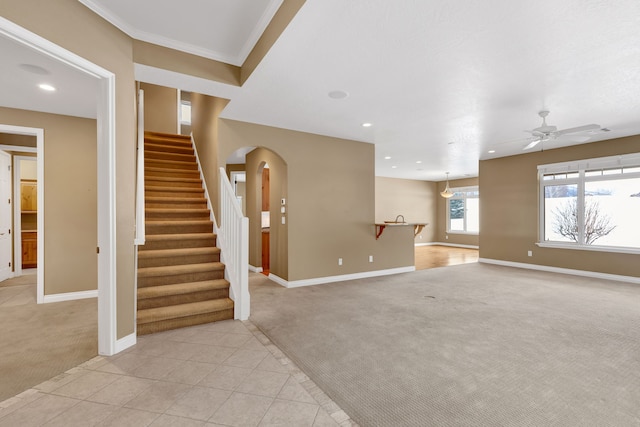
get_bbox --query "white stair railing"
[217,167,250,320]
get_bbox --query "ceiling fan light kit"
[522,110,601,150]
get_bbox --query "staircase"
[136,131,234,335]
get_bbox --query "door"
[0,150,12,282]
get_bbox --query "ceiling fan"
[522,110,600,150]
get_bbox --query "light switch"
[281,216,286,224]
[281,206,285,213]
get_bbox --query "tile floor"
[0,319,358,427]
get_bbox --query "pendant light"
[440,172,454,198]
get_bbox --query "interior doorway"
[260,163,270,275]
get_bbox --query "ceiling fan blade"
[523,138,541,150]
[556,124,600,135]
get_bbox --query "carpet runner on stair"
[137,131,233,335]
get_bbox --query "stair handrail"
[134,89,145,245]
[218,167,250,320]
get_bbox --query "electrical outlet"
[445,235,448,240]
[338,258,343,266]
[369,255,373,263]
[527,250,532,257]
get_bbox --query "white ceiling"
[4,0,640,180]
[0,33,98,119]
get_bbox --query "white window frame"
[537,153,640,254]
[446,185,479,235]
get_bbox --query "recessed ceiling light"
[38,83,56,92]
[391,165,397,169]
[416,160,422,164]
[488,150,496,153]
[20,63,50,75]
[328,90,349,99]
[362,123,372,127]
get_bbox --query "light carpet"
[249,264,640,426]
[0,275,97,402]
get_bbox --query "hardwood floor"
[415,245,478,270]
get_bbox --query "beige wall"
[0,133,36,147]
[219,119,415,281]
[141,82,178,134]
[0,107,97,294]
[480,135,640,277]
[375,177,437,243]
[2,0,138,338]
[191,94,229,222]
[435,177,480,247]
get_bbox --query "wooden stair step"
[136,299,234,335]
[145,149,195,162]
[145,176,203,188]
[146,158,199,171]
[145,131,192,142]
[145,185,204,195]
[145,166,200,178]
[145,142,194,155]
[137,279,229,309]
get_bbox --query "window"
[539,153,640,253]
[180,101,191,125]
[447,186,479,234]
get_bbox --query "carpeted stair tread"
[145,196,206,203]
[143,232,217,242]
[138,247,220,259]
[137,279,229,300]
[145,208,210,219]
[137,299,234,325]
[138,262,225,278]
[145,185,204,194]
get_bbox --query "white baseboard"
[433,242,479,249]
[43,289,98,303]
[249,264,263,273]
[479,258,640,284]
[114,332,136,354]
[268,266,416,288]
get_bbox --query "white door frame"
[0,17,119,355]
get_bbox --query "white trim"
[479,258,640,284]
[43,289,98,303]
[0,144,36,153]
[0,125,44,303]
[536,241,640,255]
[114,332,137,353]
[269,266,416,288]
[79,0,283,66]
[249,264,263,273]
[0,17,119,356]
[432,242,479,249]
